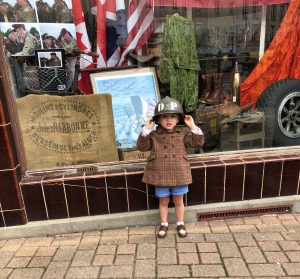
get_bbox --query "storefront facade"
[0,1,299,228]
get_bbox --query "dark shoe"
[157,225,168,238]
[177,224,187,238]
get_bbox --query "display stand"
[219,112,265,151]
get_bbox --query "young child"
[137,96,204,238]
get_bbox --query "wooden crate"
[118,149,150,161]
[194,106,220,137]
[220,117,265,151]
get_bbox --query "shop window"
[1,2,295,174]
[271,6,276,21]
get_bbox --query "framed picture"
[35,49,65,68]
[90,67,160,149]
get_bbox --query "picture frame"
[90,67,160,149]
[35,48,65,68]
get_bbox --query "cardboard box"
[194,106,220,137]
[118,149,150,161]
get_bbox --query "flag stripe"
[72,0,94,94]
[127,0,148,33]
[96,0,153,67]
[119,5,153,65]
[96,0,107,67]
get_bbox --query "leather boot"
[206,73,224,104]
[199,74,214,103]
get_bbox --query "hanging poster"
[0,0,77,56]
[90,67,160,149]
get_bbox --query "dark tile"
[260,155,283,162]
[0,125,18,170]
[21,183,48,221]
[280,154,300,160]
[0,211,5,227]
[3,209,27,226]
[0,170,23,210]
[206,165,225,203]
[203,160,224,167]
[147,184,158,210]
[242,157,263,163]
[43,182,68,219]
[0,127,11,169]
[65,179,89,217]
[225,164,244,201]
[280,159,300,196]
[262,161,282,198]
[188,168,205,205]
[0,79,10,124]
[5,125,18,167]
[106,175,128,213]
[223,159,243,165]
[85,177,109,215]
[244,163,264,200]
[127,173,148,211]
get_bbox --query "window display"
[2,0,299,171]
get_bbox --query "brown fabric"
[137,126,204,186]
[240,0,300,107]
[16,94,118,170]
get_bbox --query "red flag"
[118,0,154,65]
[72,0,94,94]
[96,0,108,67]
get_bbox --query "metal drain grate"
[196,204,293,221]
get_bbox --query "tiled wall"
[0,79,27,227]
[18,148,300,224]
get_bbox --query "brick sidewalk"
[0,213,300,278]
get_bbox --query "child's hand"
[145,117,155,130]
[184,115,197,130]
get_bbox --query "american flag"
[72,0,94,94]
[94,0,154,67]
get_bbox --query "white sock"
[161,222,168,227]
[177,221,184,226]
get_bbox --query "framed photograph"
[35,49,65,68]
[90,67,160,149]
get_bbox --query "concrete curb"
[1,195,300,239]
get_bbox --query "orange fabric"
[240,0,300,107]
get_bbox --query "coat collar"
[156,125,181,134]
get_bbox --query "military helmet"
[153,96,184,122]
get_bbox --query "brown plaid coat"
[137,125,204,186]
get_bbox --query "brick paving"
[0,213,300,278]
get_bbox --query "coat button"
[164,155,168,158]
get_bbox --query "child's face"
[157,113,179,130]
